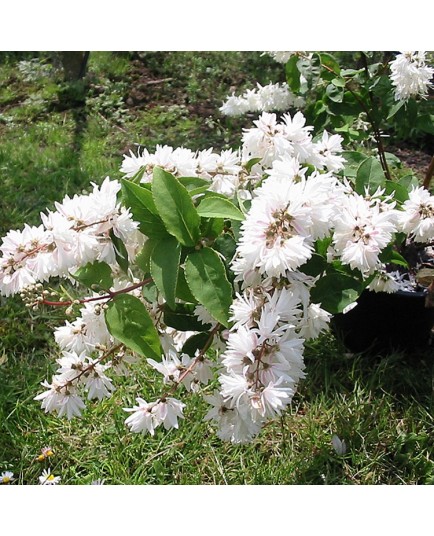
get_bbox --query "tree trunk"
[59,52,90,81]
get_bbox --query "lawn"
[0,51,433,485]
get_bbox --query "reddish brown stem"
[59,343,124,391]
[42,277,152,307]
[423,155,434,190]
[164,323,221,397]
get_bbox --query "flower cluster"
[34,345,119,420]
[121,145,244,198]
[204,283,330,443]
[389,51,434,101]
[0,177,142,297]
[220,82,304,117]
[265,51,297,64]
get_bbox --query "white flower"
[152,397,186,431]
[192,354,214,386]
[333,193,398,274]
[124,398,157,435]
[309,131,345,172]
[389,51,434,101]
[250,380,294,419]
[194,304,217,328]
[1,471,14,484]
[220,82,301,117]
[203,391,262,444]
[147,349,183,385]
[367,271,400,294]
[229,290,263,329]
[233,174,313,279]
[55,350,88,381]
[124,396,186,435]
[221,325,259,373]
[398,186,434,243]
[0,224,50,296]
[219,94,250,116]
[34,377,86,420]
[298,303,332,340]
[219,370,252,408]
[84,361,115,401]
[39,468,61,485]
[266,51,296,64]
[120,148,148,178]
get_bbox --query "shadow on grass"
[0,80,92,235]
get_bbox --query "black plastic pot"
[331,289,434,354]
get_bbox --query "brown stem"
[164,323,221,397]
[423,155,434,190]
[41,277,152,307]
[321,58,392,182]
[60,343,124,391]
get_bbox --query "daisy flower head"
[1,471,14,484]
[36,446,54,462]
[39,468,61,485]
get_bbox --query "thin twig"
[41,277,152,307]
[423,155,434,190]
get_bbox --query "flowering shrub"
[0,51,433,445]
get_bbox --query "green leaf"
[181,332,210,357]
[384,180,409,204]
[416,114,434,135]
[399,174,419,190]
[200,217,225,240]
[384,152,402,168]
[331,77,346,88]
[315,236,333,257]
[105,294,162,360]
[387,100,406,120]
[184,247,233,327]
[319,53,341,76]
[109,229,129,275]
[150,236,181,310]
[310,273,363,314]
[197,196,245,221]
[163,303,211,332]
[326,83,344,103]
[355,156,386,194]
[299,254,327,278]
[230,219,242,242]
[142,281,158,304]
[379,244,409,268]
[72,261,113,291]
[244,157,262,173]
[285,55,301,92]
[135,239,157,275]
[177,176,211,191]
[212,233,237,265]
[152,167,201,247]
[121,179,168,239]
[176,268,198,304]
[299,53,322,91]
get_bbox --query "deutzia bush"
[1,52,433,445]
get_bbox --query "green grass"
[0,52,433,485]
[1,331,432,485]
